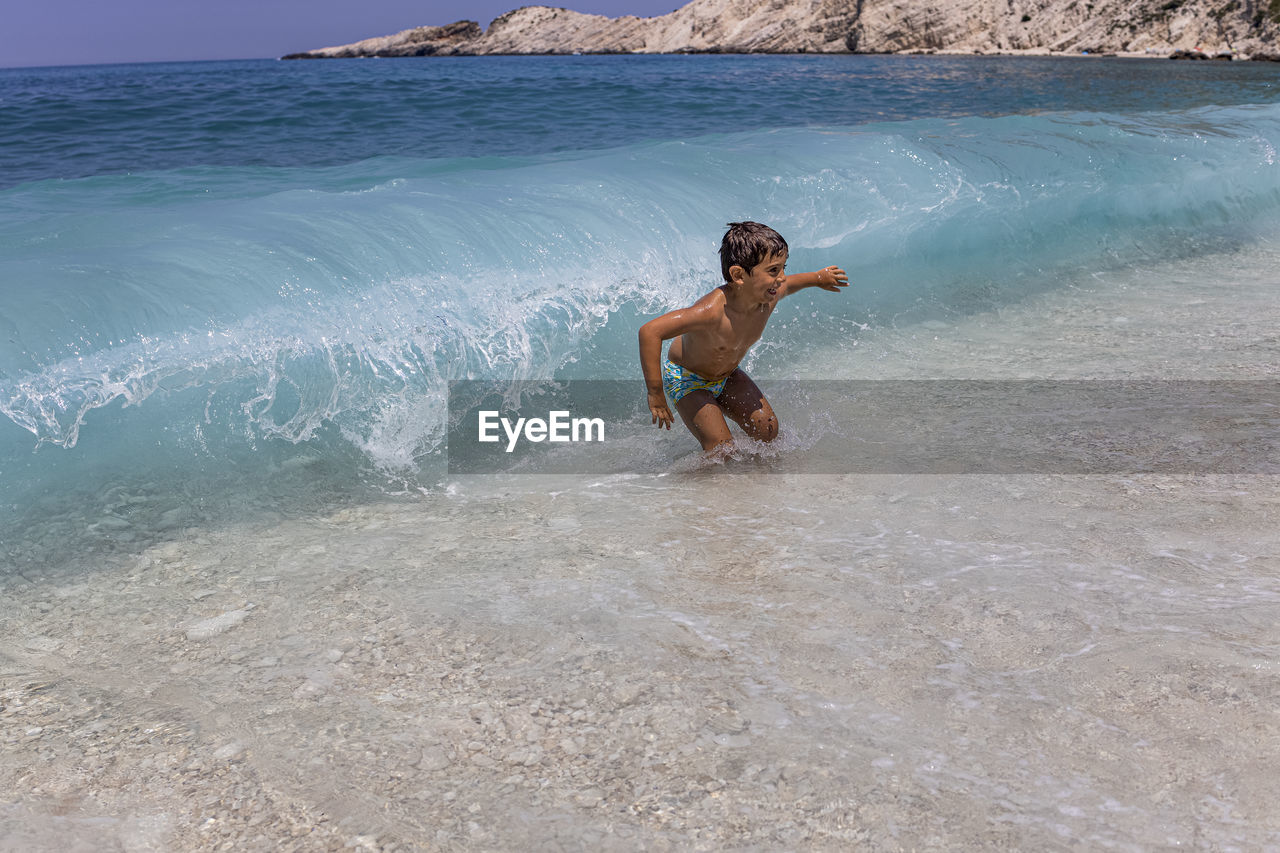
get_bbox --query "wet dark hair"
[719,221,788,283]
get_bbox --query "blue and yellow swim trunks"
[662,357,729,404]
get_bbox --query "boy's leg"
[674,389,735,452]
[716,369,779,442]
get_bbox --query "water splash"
[3,103,1280,477]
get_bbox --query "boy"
[639,221,848,454]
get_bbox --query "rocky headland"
[282,0,1280,60]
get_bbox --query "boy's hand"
[815,266,849,292]
[648,391,674,430]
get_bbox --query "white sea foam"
[6,104,1280,483]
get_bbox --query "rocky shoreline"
[281,0,1280,61]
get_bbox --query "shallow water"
[4,473,1278,849]
[5,248,1280,849]
[3,55,1280,850]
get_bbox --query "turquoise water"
[2,55,1280,527]
[4,56,1280,850]
[4,56,1279,186]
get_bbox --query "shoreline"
[281,47,1268,61]
[5,469,1278,850]
[278,0,1280,62]
[4,243,1280,850]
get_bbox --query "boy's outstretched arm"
[638,306,713,430]
[780,265,849,297]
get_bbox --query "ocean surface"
[4,56,1280,507]
[2,55,1279,849]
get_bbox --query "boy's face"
[733,251,788,304]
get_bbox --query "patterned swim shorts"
[662,357,729,403]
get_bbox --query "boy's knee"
[750,411,779,442]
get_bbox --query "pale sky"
[0,0,686,68]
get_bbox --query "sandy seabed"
[3,246,1280,851]
[3,471,1280,851]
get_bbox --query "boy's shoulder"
[691,284,729,311]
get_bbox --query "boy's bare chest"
[711,307,771,353]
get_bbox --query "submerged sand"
[3,245,1279,851]
[3,471,1279,851]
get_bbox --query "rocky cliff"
[281,0,1280,59]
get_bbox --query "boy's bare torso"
[667,285,774,380]
[638,226,846,449]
